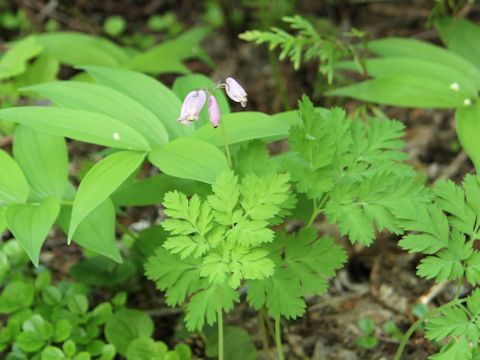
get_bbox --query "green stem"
[217,305,224,360]
[394,297,466,360]
[274,317,284,360]
[259,309,271,358]
[307,198,319,227]
[220,120,233,169]
[393,317,424,360]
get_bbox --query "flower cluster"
[177,77,248,128]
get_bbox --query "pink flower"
[208,95,221,128]
[225,77,248,107]
[177,90,207,125]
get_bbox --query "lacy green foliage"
[240,15,363,83]
[286,95,429,245]
[396,174,480,359]
[247,227,346,319]
[145,170,294,330]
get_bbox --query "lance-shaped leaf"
[327,75,466,109]
[58,199,122,263]
[0,149,29,206]
[68,151,146,242]
[149,138,228,184]
[5,197,60,267]
[80,66,191,139]
[35,31,129,67]
[13,126,68,200]
[0,107,151,151]
[192,112,291,146]
[22,81,169,147]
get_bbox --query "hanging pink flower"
[208,95,221,128]
[225,77,248,107]
[177,90,207,125]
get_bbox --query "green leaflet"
[13,126,68,200]
[5,197,60,267]
[58,199,122,263]
[81,66,191,139]
[22,81,169,147]
[148,138,228,184]
[247,228,346,319]
[0,107,151,151]
[68,151,146,242]
[185,285,239,331]
[0,149,30,206]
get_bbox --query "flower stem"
[274,317,284,360]
[217,305,224,360]
[220,120,233,169]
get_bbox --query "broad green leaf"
[112,174,199,207]
[149,138,228,184]
[0,36,43,80]
[68,151,146,241]
[367,37,480,87]
[327,75,466,108]
[35,32,129,66]
[456,103,480,170]
[337,57,477,97]
[58,200,122,263]
[124,27,212,74]
[172,74,230,128]
[105,309,154,355]
[0,149,29,205]
[5,197,60,267]
[125,337,168,360]
[205,326,257,360]
[437,17,480,71]
[13,126,68,200]
[22,81,169,147]
[192,112,291,146]
[0,107,151,151]
[15,53,60,87]
[81,66,191,138]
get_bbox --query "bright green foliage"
[286,95,428,245]
[146,170,294,330]
[397,174,480,284]
[398,174,480,358]
[247,227,346,319]
[240,15,363,83]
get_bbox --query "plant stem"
[394,297,466,360]
[259,308,271,358]
[393,317,424,360]
[220,120,233,169]
[217,305,224,360]
[274,317,284,360]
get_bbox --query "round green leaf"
[104,309,154,355]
